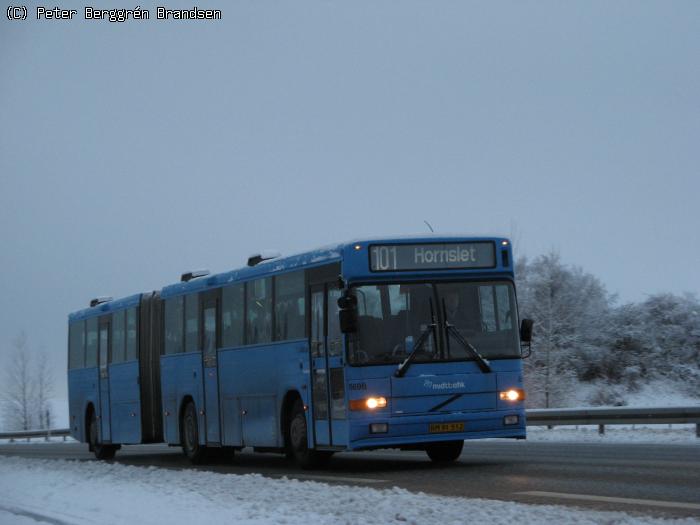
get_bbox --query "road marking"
[516,491,700,511]
[0,504,74,525]
[281,474,389,484]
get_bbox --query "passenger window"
[311,290,324,357]
[274,271,306,341]
[185,294,199,352]
[164,297,184,354]
[222,284,244,347]
[203,306,217,359]
[126,307,138,360]
[327,288,342,357]
[99,322,109,375]
[85,317,98,367]
[112,310,125,363]
[68,321,85,369]
[246,278,272,344]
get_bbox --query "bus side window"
[126,307,138,361]
[203,304,217,358]
[85,317,98,368]
[68,320,85,369]
[327,288,342,356]
[185,294,199,353]
[112,310,125,364]
[246,278,272,345]
[164,297,184,355]
[310,290,324,358]
[274,271,305,341]
[222,284,244,348]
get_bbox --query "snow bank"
[0,457,697,525]
[536,380,700,411]
[526,425,700,444]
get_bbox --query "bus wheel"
[89,411,117,460]
[288,400,332,469]
[181,401,207,464]
[425,440,463,463]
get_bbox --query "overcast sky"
[1,1,698,399]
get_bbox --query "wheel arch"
[280,390,304,450]
[84,403,95,449]
[178,395,195,444]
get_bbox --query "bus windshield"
[348,281,520,365]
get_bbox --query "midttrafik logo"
[423,379,465,390]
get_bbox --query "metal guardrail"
[0,428,71,442]
[526,405,700,437]
[1,406,699,441]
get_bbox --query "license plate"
[429,422,465,433]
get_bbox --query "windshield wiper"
[442,298,492,374]
[395,299,437,378]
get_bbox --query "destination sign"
[369,242,496,272]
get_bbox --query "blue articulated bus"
[67,236,533,467]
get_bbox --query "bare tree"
[1,332,35,431]
[35,351,54,429]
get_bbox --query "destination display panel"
[369,242,496,272]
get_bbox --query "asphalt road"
[2,440,700,520]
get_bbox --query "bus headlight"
[350,397,388,410]
[499,389,525,402]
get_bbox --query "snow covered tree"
[636,293,700,393]
[516,253,614,407]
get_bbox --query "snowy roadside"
[0,456,698,525]
[524,425,700,444]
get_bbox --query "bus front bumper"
[346,408,526,450]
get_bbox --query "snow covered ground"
[0,456,697,525]
[562,381,700,410]
[525,425,700,444]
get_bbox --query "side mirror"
[338,293,358,334]
[520,318,533,343]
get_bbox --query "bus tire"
[89,411,117,460]
[425,440,463,463]
[288,400,332,469]
[181,401,207,464]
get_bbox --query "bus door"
[310,283,347,447]
[201,291,221,445]
[98,318,112,442]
